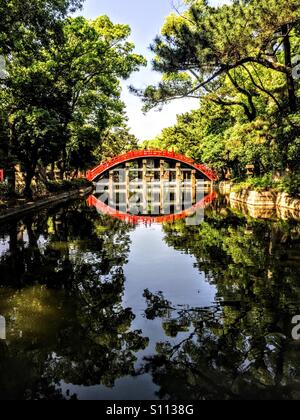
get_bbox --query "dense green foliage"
[3,0,300,197]
[0,0,83,54]
[140,0,300,185]
[0,1,145,197]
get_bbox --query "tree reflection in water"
[0,203,148,400]
[141,209,300,400]
[1,201,300,400]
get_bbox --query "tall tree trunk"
[71,169,78,180]
[6,166,16,194]
[60,147,67,180]
[23,167,35,199]
[50,162,55,180]
[7,121,16,194]
[9,224,18,255]
[282,24,297,113]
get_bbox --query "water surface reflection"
[0,198,300,400]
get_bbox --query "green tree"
[138,0,300,179]
[52,16,145,178]
[0,15,146,197]
[93,127,139,162]
[0,0,83,54]
[140,0,300,113]
[0,0,83,193]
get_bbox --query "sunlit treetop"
[136,0,300,113]
[0,0,83,53]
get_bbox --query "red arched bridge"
[86,150,218,182]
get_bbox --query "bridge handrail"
[86,149,218,181]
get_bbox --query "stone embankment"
[230,190,300,219]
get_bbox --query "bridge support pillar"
[160,160,165,214]
[0,315,5,340]
[176,163,182,212]
[109,170,114,206]
[160,160,165,181]
[191,170,196,204]
[125,163,130,212]
[142,159,148,213]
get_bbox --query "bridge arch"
[86,150,218,182]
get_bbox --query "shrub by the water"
[232,174,300,197]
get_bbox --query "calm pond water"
[1,194,300,400]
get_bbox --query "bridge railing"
[86,150,218,182]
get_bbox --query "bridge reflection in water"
[87,161,217,224]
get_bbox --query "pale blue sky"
[77,0,229,140]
